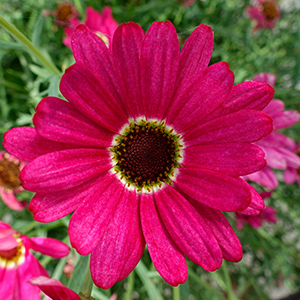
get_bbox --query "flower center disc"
[0,158,22,190]
[261,1,277,20]
[112,121,182,191]
[0,240,23,263]
[57,4,73,22]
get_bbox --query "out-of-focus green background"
[0,0,300,299]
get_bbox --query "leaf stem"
[80,255,94,299]
[173,286,181,300]
[221,261,238,300]
[0,15,61,76]
[124,271,135,300]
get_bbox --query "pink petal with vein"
[140,192,187,286]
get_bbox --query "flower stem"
[173,286,180,300]
[73,0,84,17]
[80,255,94,299]
[124,271,135,300]
[221,261,238,300]
[0,15,61,76]
[21,220,40,234]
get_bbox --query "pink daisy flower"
[0,151,27,211]
[235,191,277,229]
[4,22,274,288]
[246,0,281,31]
[243,73,300,189]
[176,0,197,7]
[44,1,79,27]
[63,6,118,49]
[283,138,300,187]
[0,221,70,299]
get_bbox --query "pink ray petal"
[29,237,70,258]
[71,25,125,111]
[244,165,278,189]
[183,143,266,176]
[112,22,145,118]
[272,110,300,130]
[90,189,145,289]
[141,21,179,120]
[183,110,272,147]
[29,276,81,300]
[3,127,77,162]
[60,63,127,133]
[20,149,112,193]
[174,24,213,94]
[0,266,17,299]
[0,189,27,211]
[283,168,298,184]
[253,72,276,87]
[140,192,187,286]
[258,132,296,151]
[155,186,222,271]
[174,167,251,212]
[33,97,114,147]
[167,62,234,132]
[69,173,124,255]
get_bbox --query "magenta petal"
[140,21,179,120]
[184,110,272,147]
[174,24,213,94]
[69,174,124,255]
[272,110,300,130]
[140,192,187,286]
[244,166,278,189]
[193,201,243,262]
[33,97,114,147]
[207,81,274,122]
[0,189,27,211]
[183,143,266,176]
[155,186,222,271]
[29,276,80,300]
[29,237,70,258]
[71,25,124,109]
[0,234,18,251]
[15,252,49,300]
[3,127,76,162]
[167,62,234,132]
[253,73,276,87]
[112,22,145,118]
[90,189,145,289]
[29,175,108,222]
[258,132,296,152]
[283,168,298,184]
[20,149,112,193]
[60,63,127,133]
[174,167,251,212]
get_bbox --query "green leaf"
[28,64,52,78]
[68,255,89,294]
[32,13,45,48]
[48,75,60,97]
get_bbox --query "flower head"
[243,73,300,189]
[44,1,79,27]
[63,6,118,48]
[0,221,70,299]
[0,151,27,211]
[246,0,281,31]
[4,22,274,288]
[283,138,300,187]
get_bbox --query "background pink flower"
[243,73,300,189]
[176,0,196,7]
[283,138,300,187]
[0,221,70,300]
[4,22,273,288]
[0,151,27,211]
[63,6,118,48]
[246,0,281,31]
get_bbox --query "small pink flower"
[243,73,300,189]
[246,0,281,31]
[4,22,274,288]
[0,221,70,299]
[0,151,27,211]
[236,192,276,229]
[63,6,118,49]
[44,1,79,27]
[283,138,300,187]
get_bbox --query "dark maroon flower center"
[0,158,22,190]
[112,122,182,190]
[296,150,300,175]
[261,1,277,20]
[0,240,22,261]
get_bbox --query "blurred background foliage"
[0,0,300,299]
